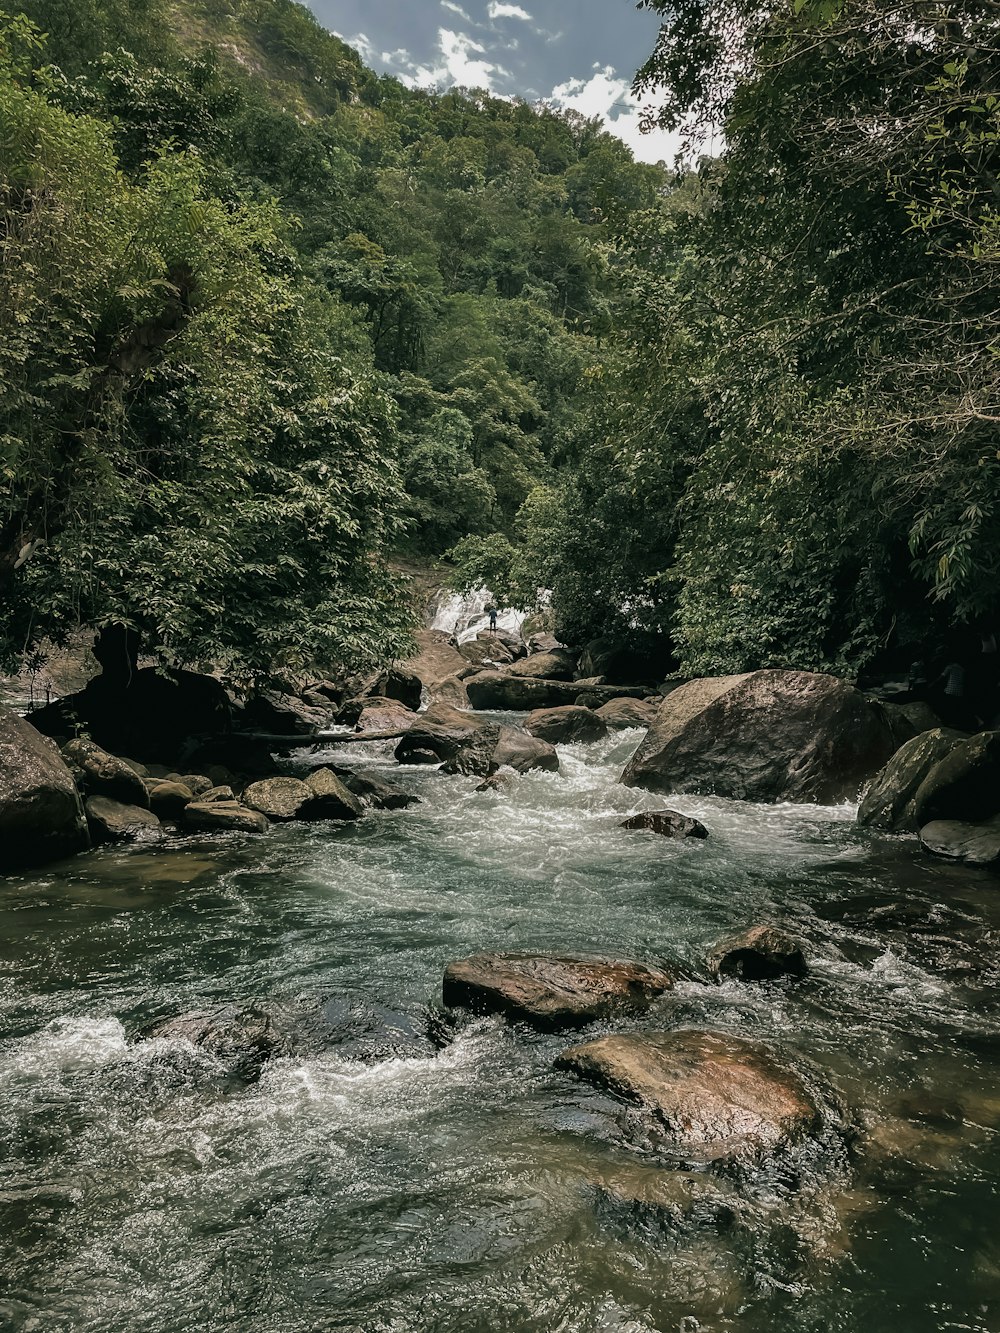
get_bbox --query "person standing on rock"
[487,604,498,634]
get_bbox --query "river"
[1,723,998,1332]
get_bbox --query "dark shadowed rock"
[145,1006,278,1078]
[146,780,195,816]
[242,690,329,735]
[62,737,150,808]
[578,635,667,685]
[555,1030,820,1162]
[342,772,419,810]
[303,769,364,820]
[394,701,489,765]
[466,671,652,712]
[179,774,213,797]
[707,925,807,981]
[621,810,709,839]
[0,710,90,868]
[440,724,502,777]
[621,671,899,804]
[911,731,1000,827]
[493,727,560,774]
[366,667,423,712]
[858,727,969,833]
[85,796,164,845]
[443,953,674,1028]
[243,776,314,821]
[182,801,269,835]
[525,705,608,744]
[918,817,1000,866]
[596,697,660,730]
[509,649,578,681]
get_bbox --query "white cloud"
[549,64,685,165]
[440,0,473,19]
[488,2,533,18]
[395,28,511,92]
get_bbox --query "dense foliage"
[458,0,1000,677]
[0,0,659,675]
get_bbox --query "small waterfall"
[429,587,528,644]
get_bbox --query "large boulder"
[858,727,968,832]
[620,810,708,839]
[394,701,488,765]
[145,1006,279,1079]
[339,696,415,735]
[443,953,675,1028]
[242,690,329,735]
[493,727,560,774]
[62,737,150,808]
[509,649,577,682]
[466,672,650,712]
[339,771,418,811]
[621,671,899,804]
[440,724,502,777]
[365,667,423,712]
[458,638,515,670]
[707,925,807,981]
[182,801,269,835]
[918,817,1000,866]
[0,710,89,868]
[596,697,660,731]
[555,1030,820,1163]
[911,731,1000,827]
[399,629,468,704]
[525,705,608,745]
[302,769,365,820]
[85,796,164,845]
[243,776,314,821]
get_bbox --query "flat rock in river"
[85,796,164,844]
[918,817,1000,866]
[442,953,674,1028]
[555,1029,820,1162]
[621,670,899,803]
[182,800,269,835]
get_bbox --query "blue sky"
[303,0,681,163]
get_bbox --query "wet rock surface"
[918,817,1000,866]
[911,730,1000,826]
[492,727,559,774]
[243,776,315,821]
[707,925,807,981]
[857,727,968,832]
[0,709,90,868]
[442,953,675,1027]
[595,697,660,730]
[85,796,164,845]
[621,670,900,803]
[302,769,365,820]
[556,1030,821,1163]
[394,701,489,765]
[620,810,709,839]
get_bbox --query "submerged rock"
[857,727,968,833]
[525,705,608,744]
[146,1006,278,1078]
[918,817,1000,866]
[555,1030,820,1163]
[62,737,150,808]
[182,801,269,835]
[442,953,674,1028]
[620,810,708,839]
[707,925,807,981]
[85,796,163,845]
[0,709,90,868]
[476,771,515,795]
[621,670,899,804]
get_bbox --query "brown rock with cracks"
[525,705,608,744]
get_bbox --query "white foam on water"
[2,1016,128,1079]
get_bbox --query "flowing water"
[1,725,999,1333]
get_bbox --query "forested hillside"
[0,0,659,678]
[5,0,1000,686]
